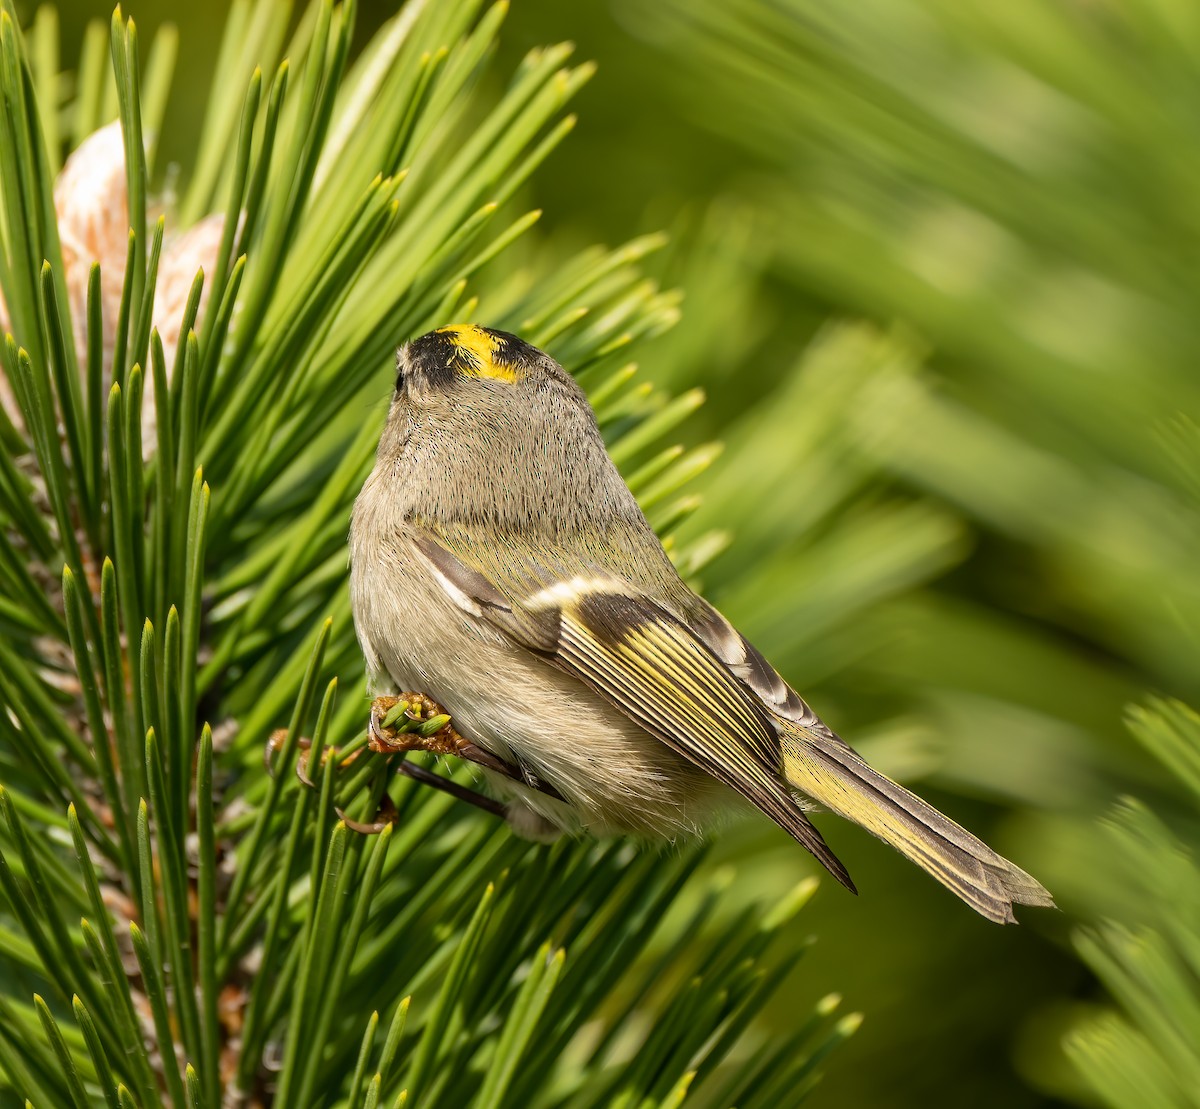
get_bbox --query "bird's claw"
[265,693,564,834]
[263,728,362,788]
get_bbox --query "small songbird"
[349,324,1054,924]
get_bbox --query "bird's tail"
[779,725,1054,924]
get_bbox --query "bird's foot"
[263,728,362,788]
[266,694,565,834]
[369,696,564,801]
[367,694,460,754]
[368,695,556,788]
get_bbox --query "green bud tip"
[418,713,451,737]
[381,702,409,729]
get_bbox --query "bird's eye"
[394,347,408,393]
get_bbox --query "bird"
[348,323,1054,924]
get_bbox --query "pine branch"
[0,2,853,1105]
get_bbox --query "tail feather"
[780,727,1055,924]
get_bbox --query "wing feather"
[411,530,855,891]
[687,597,853,749]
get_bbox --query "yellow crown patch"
[436,324,521,383]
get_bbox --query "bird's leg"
[263,722,437,833]
[369,695,565,801]
[342,693,570,832]
[264,695,564,835]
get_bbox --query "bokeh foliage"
[1064,696,1200,1109]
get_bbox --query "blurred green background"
[27,1,1200,1105]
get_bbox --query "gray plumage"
[351,328,719,842]
[349,325,1054,923]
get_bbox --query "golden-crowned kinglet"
[349,324,1054,924]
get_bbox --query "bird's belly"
[352,555,723,839]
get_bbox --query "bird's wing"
[684,597,854,751]
[410,530,854,891]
